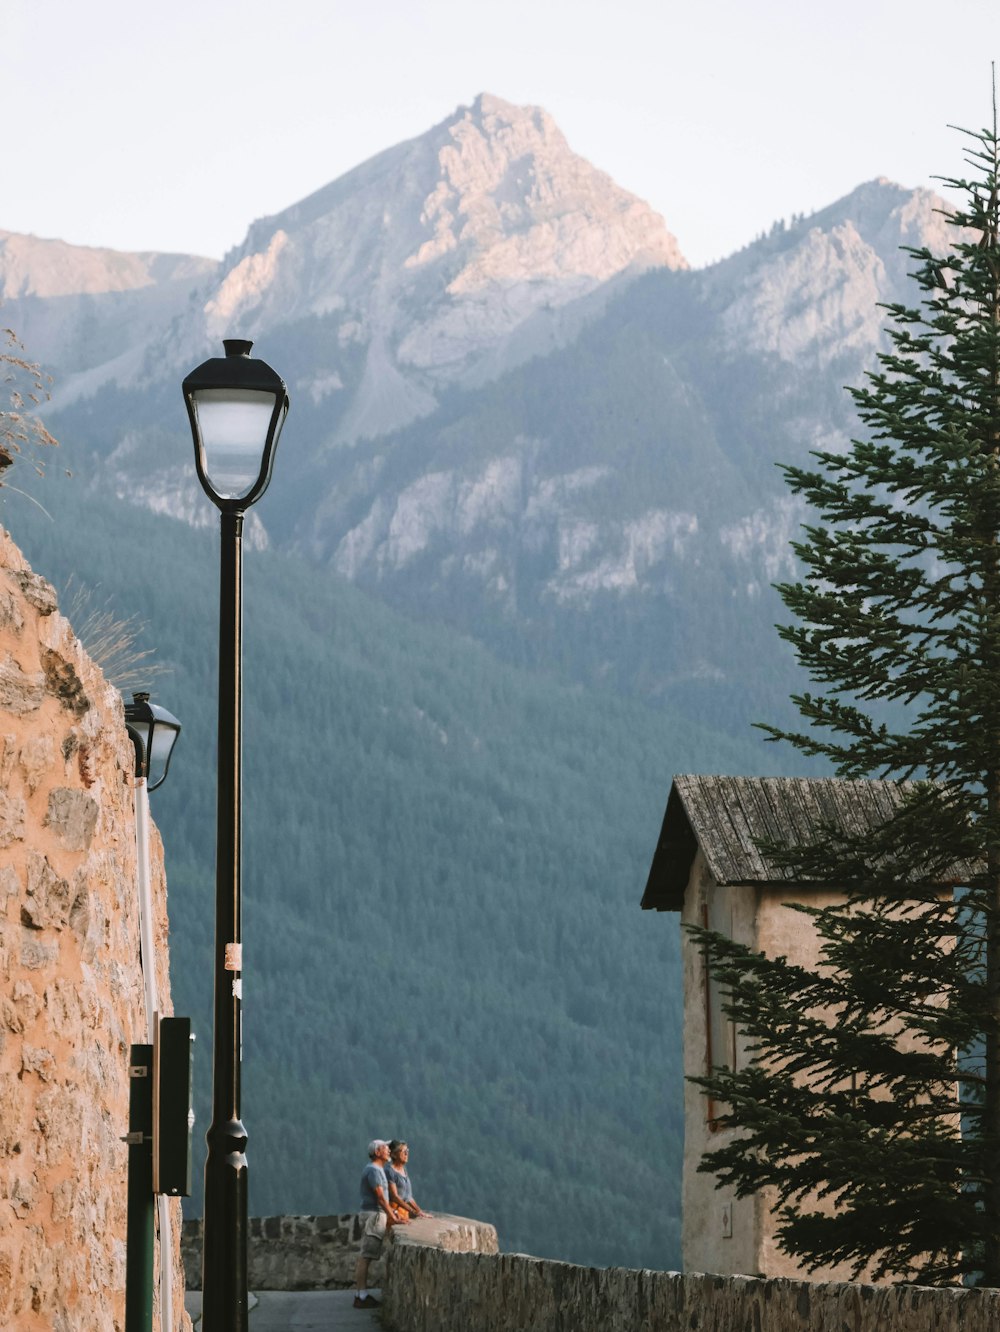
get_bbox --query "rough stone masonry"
[382,1249,1000,1332]
[0,529,189,1331]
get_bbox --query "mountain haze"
[24,99,954,729]
[4,469,775,1270]
[0,229,216,381]
[39,94,685,426]
[0,94,957,1268]
[202,91,687,433]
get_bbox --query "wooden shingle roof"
[641,774,929,912]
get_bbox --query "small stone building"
[641,773,942,1283]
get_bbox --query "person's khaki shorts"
[360,1209,387,1258]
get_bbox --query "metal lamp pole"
[183,340,289,1331]
[204,499,246,1327]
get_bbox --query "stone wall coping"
[382,1246,1000,1332]
[181,1211,498,1292]
[389,1214,499,1254]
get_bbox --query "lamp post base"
[201,1118,249,1332]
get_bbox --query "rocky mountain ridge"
[0,230,217,383]
[15,94,684,434]
[202,92,685,417]
[274,177,951,714]
[4,96,958,716]
[0,229,214,300]
[708,178,953,364]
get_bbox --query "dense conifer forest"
[3,462,788,1269]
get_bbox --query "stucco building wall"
[680,850,755,1277]
[0,528,189,1331]
[680,847,862,1282]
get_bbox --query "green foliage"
[3,458,782,1271]
[692,117,1000,1284]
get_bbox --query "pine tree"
[692,105,1000,1285]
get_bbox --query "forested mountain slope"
[2,471,793,1269]
[2,93,901,1267]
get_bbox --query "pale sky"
[5,0,999,269]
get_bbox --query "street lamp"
[183,339,289,1332]
[125,692,182,793]
[123,694,182,1332]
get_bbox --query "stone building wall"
[680,847,861,1281]
[383,1249,1000,1332]
[0,529,189,1331]
[181,1212,498,1291]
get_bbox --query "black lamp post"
[183,339,289,1331]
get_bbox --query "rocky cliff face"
[0,230,213,301]
[14,98,965,710]
[0,230,217,385]
[707,178,954,364]
[41,93,683,448]
[0,530,189,1331]
[283,176,954,706]
[186,92,686,439]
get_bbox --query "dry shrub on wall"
[63,577,168,697]
[0,326,59,485]
[0,326,164,696]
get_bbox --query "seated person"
[385,1139,431,1219]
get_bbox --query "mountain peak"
[245,93,685,283]
[460,92,562,144]
[706,176,954,368]
[468,91,535,118]
[390,93,685,294]
[170,95,689,440]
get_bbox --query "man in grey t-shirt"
[354,1138,406,1308]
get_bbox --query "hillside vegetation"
[4,466,788,1269]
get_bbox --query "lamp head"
[124,692,182,791]
[182,339,289,511]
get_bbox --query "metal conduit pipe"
[134,774,174,1332]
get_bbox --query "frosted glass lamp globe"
[124,692,182,791]
[183,340,289,510]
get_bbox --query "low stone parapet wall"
[382,1248,1000,1332]
[182,1212,497,1291]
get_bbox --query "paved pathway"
[186,1289,382,1328]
